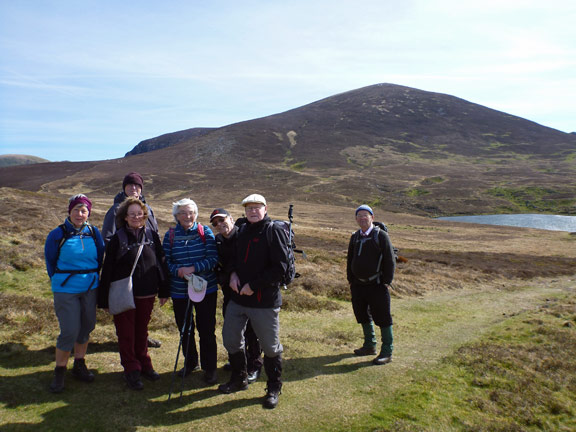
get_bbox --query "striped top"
[162,222,218,299]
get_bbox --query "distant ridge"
[0,154,50,167]
[1,83,575,216]
[126,127,216,156]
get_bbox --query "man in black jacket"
[210,208,262,383]
[218,194,288,409]
[347,204,396,365]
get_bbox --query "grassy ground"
[1,275,574,431]
[1,190,575,431]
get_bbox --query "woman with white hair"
[163,198,219,385]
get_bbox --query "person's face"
[124,183,142,198]
[70,204,89,228]
[176,205,197,229]
[244,203,266,223]
[211,215,235,238]
[125,203,145,229]
[355,210,373,231]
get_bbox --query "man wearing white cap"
[219,194,288,409]
[347,204,396,365]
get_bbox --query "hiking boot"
[218,376,248,394]
[372,353,392,366]
[353,346,377,356]
[141,369,161,381]
[147,337,162,348]
[123,370,144,390]
[247,368,261,384]
[177,364,200,378]
[203,370,218,385]
[263,385,282,409]
[71,358,95,383]
[49,366,66,393]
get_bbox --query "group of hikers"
[44,171,396,410]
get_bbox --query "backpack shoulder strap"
[198,223,205,243]
[57,224,68,249]
[371,225,382,248]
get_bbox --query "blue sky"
[1,0,575,162]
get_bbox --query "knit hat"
[355,204,374,216]
[122,172,144,191]
[68,194,92,215]
[210,208,230,222]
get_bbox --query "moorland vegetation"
[1,83,575,430]
[1,186,575,431]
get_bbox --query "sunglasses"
[211,218,226,227]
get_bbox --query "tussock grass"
[1,189,576,430]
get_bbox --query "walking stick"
[168,298,191,401]
[179,303,196,400]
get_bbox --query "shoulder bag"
[108,243,144,315]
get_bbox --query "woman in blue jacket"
[44,194,105,393]
[163,198,219,385]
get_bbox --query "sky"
[1,0,575,162]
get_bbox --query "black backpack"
[115,227,155,260]
[268,220,299,289]
[57,223,96,259]
[240,205,303,289]
[351,221,398,284]
[54,223,99,287]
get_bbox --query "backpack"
[55,223,99,287]
[351,221,398,284]
[268,220,299,288]
[57,223,96,257]
[168,224,205,247]
[115,227,155,260]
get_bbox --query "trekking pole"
[283,204,294,290]
[168,298,191,401]
[288,204,294,246]
[179,303,196,400]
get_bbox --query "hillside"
[0,154,50,167]
[1,83,575,216]
[126,127,216,156]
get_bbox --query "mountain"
[0,154,50,167]
[126,127,216,156]
[1,83,575,216]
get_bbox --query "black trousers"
[350,282,393,327]
[173,291,217,372]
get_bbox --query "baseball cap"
[210,208,230,222]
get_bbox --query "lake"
[437,214,576,232]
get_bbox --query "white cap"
[241,193,267,207]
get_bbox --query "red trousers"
[113,297,155,373]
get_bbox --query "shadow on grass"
[0,353,368,430]
[0,341,119,369]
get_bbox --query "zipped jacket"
[98,227,170,308]
[346,223,396,286]
[101,191,159,243]
[44,218,105,293]
[231,215,288,308]
[162,222,218,299]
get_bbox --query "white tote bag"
[108,244,143,315]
